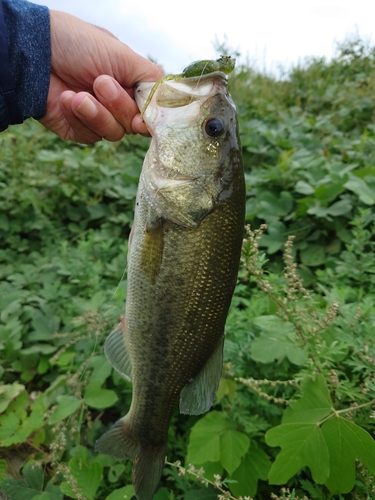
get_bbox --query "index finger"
[93,76,147,135]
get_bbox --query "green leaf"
[84,380,118,409]
[30,315,61,341]
[60,450,103,499]
[265,375,333,485]
[193,461,223,482]
[0,382,25,413]
[184,487,217,500]
[251,316,308,365]
[104,484,135,500]
[321,416,375,494]
[282,374,332,424]
[44,480,64,500]
[216,378,237,402]
[220,430,250,474]
[48,395,81,425]
[295,180,314,195]
[300,244,326,267]
[257,190,294,218]
[23,463,44,491]
[326,199,352,216]
[230,444,271,498]
[0,463,57,500]
[153,487,171,500]
[0,478,41,500]
[266,423,330,484]
[260,221,287,254]
[88,355,113,383]
[344,176,375,204]
[186,411,227,464]
[0,413,20,445]
[0,459,8,481]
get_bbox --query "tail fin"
[133,445,167,500]
[95,418,167,500]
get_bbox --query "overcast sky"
[34,0,375,76]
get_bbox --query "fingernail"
[96,77,119,102]
[77,96,98,118]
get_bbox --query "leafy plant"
[2,37,375,500]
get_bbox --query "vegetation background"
[1,38,375,500]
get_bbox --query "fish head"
[134,72,243,224]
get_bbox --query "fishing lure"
[140,55,236,117]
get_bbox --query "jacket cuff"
[0,0,50,131]
[0,0,22,131]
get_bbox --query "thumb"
[112,43,164,88]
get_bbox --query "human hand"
[39,10,163,143]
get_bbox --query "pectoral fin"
[143,166,217,228]
[179,337,224,415]
[104,318,132,381]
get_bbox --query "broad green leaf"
[60,450,103,499]
[30,495,50,500]
[230,444,271,498]
[0,459,7,481]
[314,182,345,203]
[344,176,375,204]
[184,487,218,500]
[266,423,330,484]
[22,462,44,491]
[251,316,307,365]
[253,315,293,331]
[0,463,61,500]
[258,191,294,218]
[220,429,250,474]
[194,461,223,481]
[295,180,314,195]
[84,380,118,409]
[104,484,135,500]
[153,487,171,500]
[326,199,352,216]
[0,413,20,444]
[216,378,237,402]
[300,244,326,267]
[186,411,227,464]
[321,416,375,494]
[0,478,42,500]
[283,375,332,424]
[21,344,57,355]
[48,395,81,425]
[44,480,64,500]
[88,355,112,383]
[260,221,287,254]
[30,314,61,341]
[0,382,25,413]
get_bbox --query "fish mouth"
[134,71,228,103]
[134,72,230,131]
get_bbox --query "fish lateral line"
[140,55,236,118]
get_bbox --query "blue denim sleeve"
[0,0,50,132]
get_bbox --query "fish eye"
[204,117,225,138]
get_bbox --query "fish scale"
[95,70,245,500]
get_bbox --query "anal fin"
[104,317,132,381]
[179,336,224,415]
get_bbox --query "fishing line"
[188,61,210,107]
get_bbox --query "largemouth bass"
[95,71,245,500]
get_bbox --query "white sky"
[34,0,375,76]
